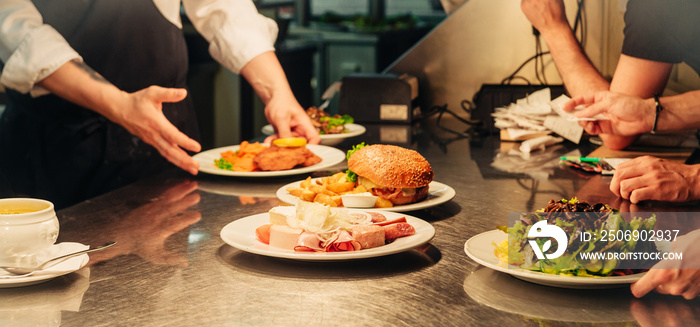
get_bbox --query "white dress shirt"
[0,0,278,96]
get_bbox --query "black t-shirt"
[623,0,700,74]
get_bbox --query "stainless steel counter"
[2,118,700,326]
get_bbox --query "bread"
[347,145,433,205]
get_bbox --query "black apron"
[0,0,200,209]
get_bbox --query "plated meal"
[276,143,455,211]
[220,202,436,260]
[214,139,320,172]
[305,106,354,135]
[256,201,416,253]
[193,142,346,177]
[465,198,656,288]
[262,108,366,146]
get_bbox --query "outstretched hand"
[112,86,202,175]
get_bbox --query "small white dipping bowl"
[0,198,59,266]
[341,193,378,208]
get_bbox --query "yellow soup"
[0,204,49,215]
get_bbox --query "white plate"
[276,180,456,212]
[0,242,90,288]
[194,144,346,177]
[220,210,435,261]
[464,230,644,289]
[262,124,366,146]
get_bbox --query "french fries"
[286,172,392,208]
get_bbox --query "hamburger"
[347,144,433,205]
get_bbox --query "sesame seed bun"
[347,145,433,205]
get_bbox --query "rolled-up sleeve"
[182,0,277,74]
[0,0,82,95]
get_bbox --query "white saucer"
[0,242,90,288]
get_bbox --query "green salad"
[495,198,657,277]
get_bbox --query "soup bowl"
[0,198,59,266]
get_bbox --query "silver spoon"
[0,241,116,276]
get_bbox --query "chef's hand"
[39,60,201,175]
[631,230,700,299]
[563,91,655,136]
[263,93,320,145]
[610,156,700,203]
[238,51,320,145]
[114,86,201,175]
[520,0,569,36]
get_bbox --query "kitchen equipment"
[338,72,419,124]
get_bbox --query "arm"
[1,1,201,174]
[183,0,319,143]
[596,55,673,149]
[563,89,700,136]
[521,0,610,95]
[240,52,320,144]
[38,60,202,174]
[521,1,673,150]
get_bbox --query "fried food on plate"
[285,172,393,208]
[254,145,322,171]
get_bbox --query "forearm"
[540,26,610,96]
[239,51,294,104]
[37,60,128,123]
[657,90,700,131]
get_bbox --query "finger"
[297,120,321,145]
[629,186,655,203]
[682,284,700,300]
[574,102,608,119]
[264,135,276,144]
[152,136,200,175]
[145,86,188,103]
[610,172,622,197]
[618,177,644,201]
[631,270,663,298]
[563,94,596,112]
[274,120,293,139]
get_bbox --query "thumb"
[147,86,188,103]
[574,102,606,119]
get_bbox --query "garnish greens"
[344,142,367,182]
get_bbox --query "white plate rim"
[193,144,346,177]
[464,230,644,287]
[262,123,366,140]
[276,180,456,212]
[0,254,88,288]
[220,211,435,261]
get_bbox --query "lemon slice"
[272,137,307,147]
